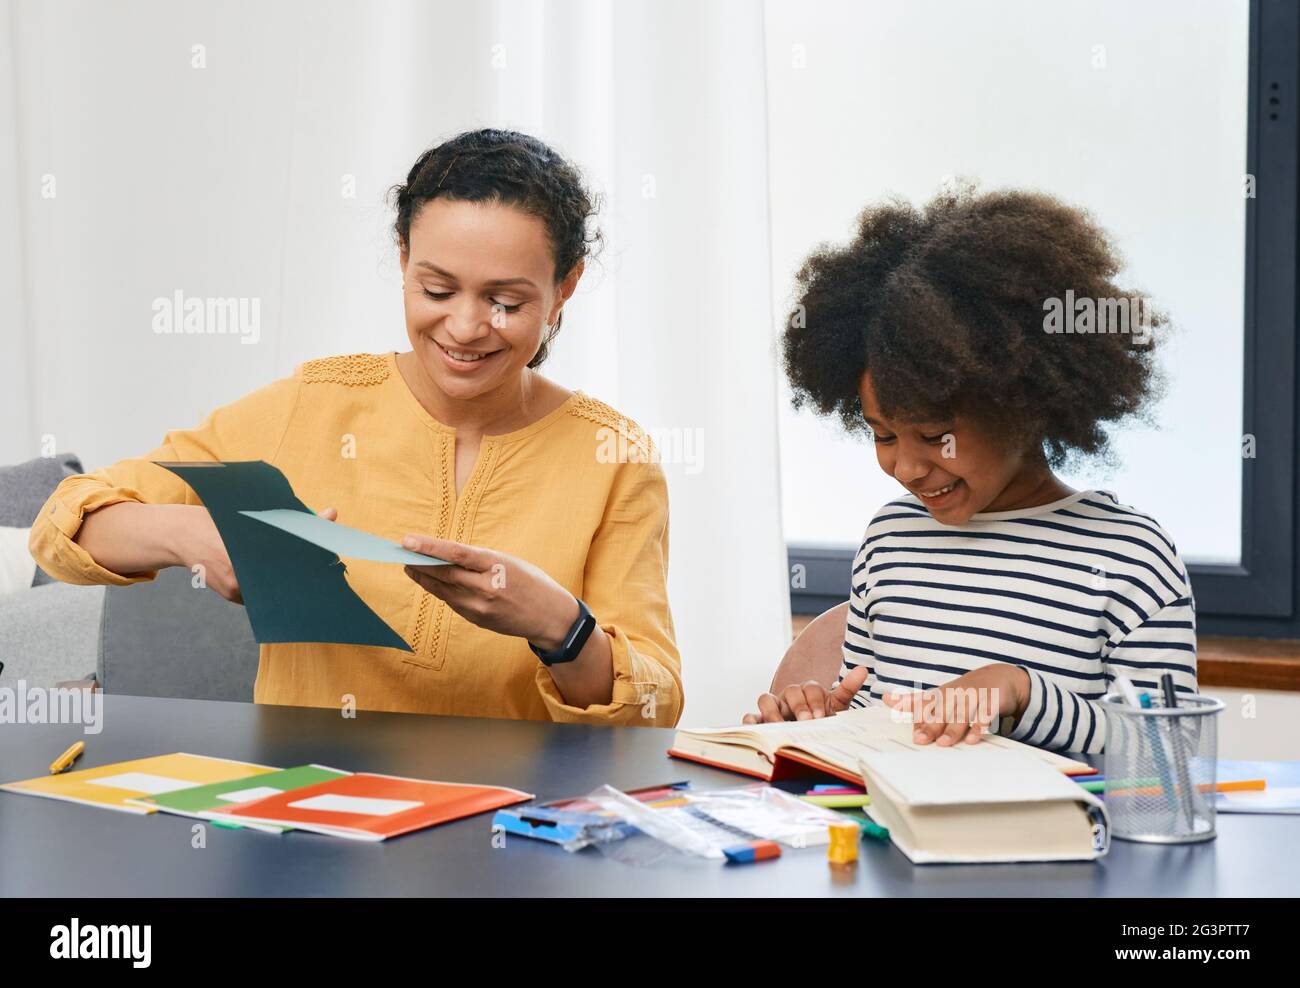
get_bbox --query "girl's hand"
[171,505,337,605]
[401,535,579,648]
[741,665,871,724]
[881,663,1030,746]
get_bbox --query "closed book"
[858,746,1110,863]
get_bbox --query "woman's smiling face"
[400,198,579,401]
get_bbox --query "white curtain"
[0,0,790,725]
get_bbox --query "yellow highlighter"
[49,741,85,774]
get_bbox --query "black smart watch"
[529,598,597,666]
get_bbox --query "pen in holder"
[1101,693,1224,843]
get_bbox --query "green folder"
[131,764,350,833]
[157,460,413,651]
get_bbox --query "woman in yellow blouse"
[29,129,681,727]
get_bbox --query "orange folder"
[208,771,533,841]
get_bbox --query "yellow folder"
[0,752,277,814]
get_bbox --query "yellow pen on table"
[49,741,85,774]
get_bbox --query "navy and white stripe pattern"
[835,490,1197,754]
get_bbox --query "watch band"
[529,598,596,666]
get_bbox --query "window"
[768,0,1298,636]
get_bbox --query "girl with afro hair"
[744,186,1197,755]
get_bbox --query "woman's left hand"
[880,663,1031,746]
[401,535,580,651]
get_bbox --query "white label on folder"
[87,773,199,795]
[288,794,422,816]
[217,786,283,803]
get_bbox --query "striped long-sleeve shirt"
[835,489,1197,754]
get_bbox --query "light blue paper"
[239,509,450,566]
[1213,759,1300,815]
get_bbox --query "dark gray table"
[1,695,1294,896]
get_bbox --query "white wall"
[1205,689,1300,761]
[766,0,1250,565]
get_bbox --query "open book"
[859,747,1110,863]
[668,705,1095,784]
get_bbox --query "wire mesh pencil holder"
[1101,693,1224,844]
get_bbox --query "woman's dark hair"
[389,129,602,368]
[781,184,1166,468]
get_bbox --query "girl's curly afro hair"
[781,185,1166,468]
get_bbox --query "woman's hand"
[402,535,616,710]
[881,663,1030,746]
[741,664,871,724]
[400,535,579,648]
[170,505,337,605]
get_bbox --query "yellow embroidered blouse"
[29,352,681,727]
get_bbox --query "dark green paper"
[157,460,412,651]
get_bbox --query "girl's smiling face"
[400,198,581,401]
[859,371,1066,524]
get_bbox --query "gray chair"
[0,582,104,686]
[0,452,105,687]
[98,566,260,701]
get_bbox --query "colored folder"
[207,771,534,841]
[129,763,351,833]
[0,752,276,815]
[156,460,414,650]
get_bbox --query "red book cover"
[666,747,863,785]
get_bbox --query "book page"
[768,706,1090,774]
